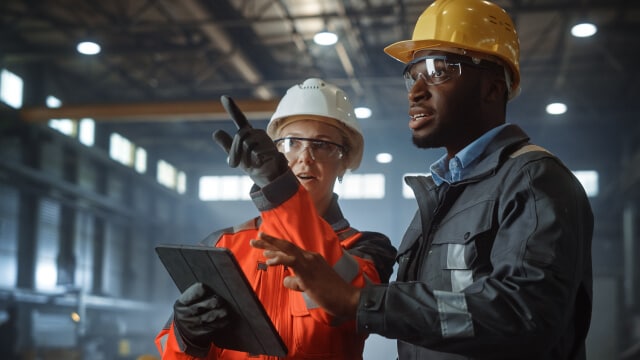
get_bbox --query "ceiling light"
[46,95,62,108]
[376,153,393,164]
[546,102,567,115]
[313,31,338,46]
[77,41,101,55]
[354,106,372,119]
[571,23,597,38]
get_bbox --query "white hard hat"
[267,78,364,170]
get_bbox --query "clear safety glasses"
[274,137,345,162]
[402,55,497,91]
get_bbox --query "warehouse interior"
[1,0,640,359]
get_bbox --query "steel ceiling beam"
[19,99,280,123]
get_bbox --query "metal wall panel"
[76,156,97,193]
[0,184,19,288]
[74,211,94,291]
[31,309,77,348]
[586,276,619,359]
[35,198,60,291]
[102,222,126,298]
[39,142,63,180]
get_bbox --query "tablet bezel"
[155,244,288,357]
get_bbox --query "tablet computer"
[155,244,288,357]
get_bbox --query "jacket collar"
[462,124,530,182]
[323,193,350,232]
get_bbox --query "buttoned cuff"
[356,284,388,334]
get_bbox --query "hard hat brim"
[384,40,454,63]
[384,39,521,98]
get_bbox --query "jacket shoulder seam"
[509,144,552,158]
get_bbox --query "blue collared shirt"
[430,124,508,186]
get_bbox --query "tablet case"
[155,244,288,357]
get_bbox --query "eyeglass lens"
[275,137,344,162]
[403,56,463,91]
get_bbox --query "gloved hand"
[212,95,289,188]
[173,282,229,357]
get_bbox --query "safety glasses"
[402,54,498,91]
[274,137,345,162]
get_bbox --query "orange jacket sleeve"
[252,171,383,324]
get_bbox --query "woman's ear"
[337,163,347,184]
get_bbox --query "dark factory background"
[1,0,640,359]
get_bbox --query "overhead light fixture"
[571,23,597,38]
[46,95,62,108]
[77,41,101,55]
[313,31,338,46]
[376,153,393,164]
[354,106,372,119]
[546,102,567,115]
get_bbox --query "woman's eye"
[311,141,328,149]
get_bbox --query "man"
[250,0,594,359]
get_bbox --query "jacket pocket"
[289,292,363,359]
[425,199,496,292]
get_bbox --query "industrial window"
[334,173,385,199]
[199,176,253,201]
[573,170,599,197]
[78,118,95,146]
[47,95,75,137]
[157,159,187,194]
[134,148,147,174]
[198,173,386,201]
[402,173,429,199]
[48,116,96,147]
[109,133,135,167]
[48,119,75,136]
[0,68,23,108]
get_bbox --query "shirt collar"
[430,123,509,186]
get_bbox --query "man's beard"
[411,132,442,149]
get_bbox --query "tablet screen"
[155,244,287,357]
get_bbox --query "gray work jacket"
[357,124,593,360]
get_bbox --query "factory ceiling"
[2,0,640,203]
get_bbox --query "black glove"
[212,95,288,188]
[173,282,229,357]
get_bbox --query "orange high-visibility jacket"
[156,171,396,360]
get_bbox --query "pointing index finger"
[220,95,252,130]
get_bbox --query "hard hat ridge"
[267,78,364,170]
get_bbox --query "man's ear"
[484,75,508,103]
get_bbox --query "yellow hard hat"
[384,0,520,98]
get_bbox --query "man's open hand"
[250,232,361,319]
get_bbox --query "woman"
[155,78,396,359]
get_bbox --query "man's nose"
[408,75,431,102]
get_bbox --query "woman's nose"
[296,146,315,163]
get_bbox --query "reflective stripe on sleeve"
[303,251,361,310]
[158,333,168,354]
[434,290,474,338]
